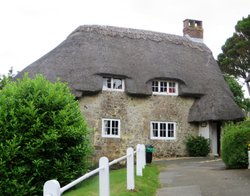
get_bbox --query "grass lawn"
[63,163,160,196]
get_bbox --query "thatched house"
[17,19,244,159]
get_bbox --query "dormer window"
[152,80,178,95]
[103,77,124,91]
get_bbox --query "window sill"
[152,92,178,96]
[150,137,176,140]
[102,135,121,139]
[102,88,124,92]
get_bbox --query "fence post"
[43,180,61,196]
[141,144,146,169]
[127,147,135,190]
[99,157,110,196]
[136,144,142,176]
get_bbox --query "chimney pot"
[183,19,203,42]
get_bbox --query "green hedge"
[0,74,92,195]
[186,135,210,157]
[222,120,250,169]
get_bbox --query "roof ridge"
[68,25,210,53]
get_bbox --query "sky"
[0,0,249,77]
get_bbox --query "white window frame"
[102,118,121,138]
[103,77,125,91]
[152,80,178,96]
[150,121,176,140]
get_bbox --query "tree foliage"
[224,75,250,111]
[0,74,92,195]
[218,15,250,80]
[0,67,14,90]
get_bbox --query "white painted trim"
[102,118,121,138]
[152,80,178,96]
[102,77,125,92]
[150,121,176,140]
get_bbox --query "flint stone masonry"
[79,91,198,161]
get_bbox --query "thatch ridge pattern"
[68,25,209,53]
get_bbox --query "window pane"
[112,127,118,135]
[113,79,123,89]
[168,123,174,138]
[168,82,176,93]
[169,130,174,137]
[152,123,158,137]
[105,127,110,135]
[160,123,166,137]
[104,120,111,135]
[160,81,167,93]
[152,123,158,130]
[104,120,110,128]
[103,77,111,89]
[152,81,158,92]
[112,120,119,135]
[112,120,118,128]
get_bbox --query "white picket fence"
[43,144,146,196]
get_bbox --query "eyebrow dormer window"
[152,80,178,96]
[103,77,124,91]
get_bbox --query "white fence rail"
[43,144,146,196]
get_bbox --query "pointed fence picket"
[43,144,146,196]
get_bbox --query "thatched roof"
[16,25,244,122]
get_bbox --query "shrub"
[221,120,250,169]
[186,135,210,156]
[0,74,92,195]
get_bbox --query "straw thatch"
[16,25,244,122]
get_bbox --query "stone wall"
[79,91,198,161]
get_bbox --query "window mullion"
[111,78,114,90]
[167,122,169,139]
[166,82,169,94]
[158,122,160,137]
[110,120,113,135]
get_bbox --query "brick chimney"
[183,19,203,42]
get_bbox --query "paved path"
[155,157,250,196]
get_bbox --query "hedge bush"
[186,135,210,157]
[0,74,92,195]
[222,120,250,169]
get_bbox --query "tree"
[224,74,250,111]
[0,67,14,89]
[0,74,92,195]
[218,15,250,93]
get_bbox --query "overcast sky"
[0,0,250,76]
